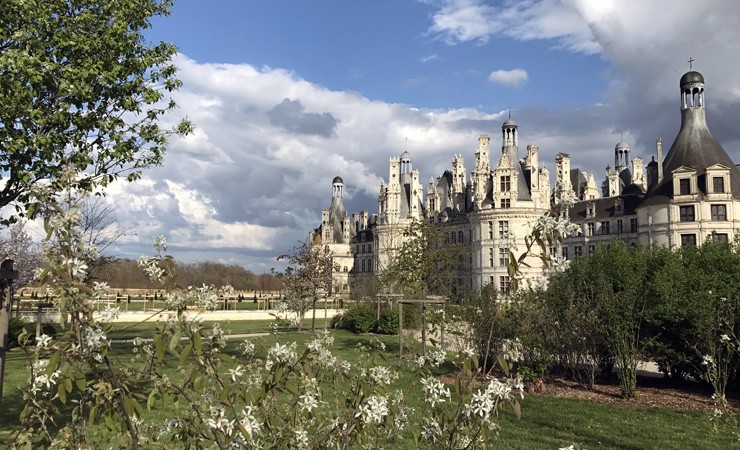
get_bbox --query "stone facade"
[311,70,740,298]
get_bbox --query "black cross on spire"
[687,57,694,70]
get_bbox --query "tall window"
[458,231,464,243]
[574,246,582,257]
[617,219,623,234]
[630,218,638,232]
[588,245,595,255]
[488,221,494,240]
[500,198,511,209]
[499,276,510,295]
[499,248,509,268]
[601,221,610,235]
[587,222,595,237]
[713,176,725,193]
[489,248,494,267]
[712,233,729,243]
[679,205,695,222]
[562,247,569,260]
[679,178,690,195]
[499,220,509,238]
[500,175,511,192]
[711,204,727,221]
[361,259,366,272]
[680,234,696,246]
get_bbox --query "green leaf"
[154,334,164,361]
[88,405,98,424]
[147,390,156,411]
[194,333,202,355]
[497,355,510,376]
[57,383,67,404]
[179,343,192,365]
[64,377,73,393]
[169,330,181,352]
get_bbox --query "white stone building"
[312,70,740,298]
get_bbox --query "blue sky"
[13,0,740,274]
[149,0,608,111]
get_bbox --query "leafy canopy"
[0,0,191,224]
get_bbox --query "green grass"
[1,328,737,449]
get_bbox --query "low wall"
[17,308,342,324]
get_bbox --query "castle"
[310,70,740,298]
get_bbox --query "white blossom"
[426,349,447,367]
[369,365,397,385]
[421,376,451,408]
[355,395,389,424]
[298,393,319,413]
[239,405,261,438]
[36,334,52,349]
[228,365,244,383]
[265,342,298,370]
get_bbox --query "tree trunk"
[311,297,316,331]
[0,281,13,405]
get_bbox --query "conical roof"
[644,71,740,203]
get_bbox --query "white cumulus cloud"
[488,69,529,87]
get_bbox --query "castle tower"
[615,140,630,173]
[472,134,491,208]
[452,154,466,194]
[555,153,572,193]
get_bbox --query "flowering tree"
[276,242,336,331]
[380,218,470,300]
[0,221,44,288]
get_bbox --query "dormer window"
[704,164,730,196]
[586,202,596,218]
[672,167,698,199]
[500,175,511,192]
[679,178,690,195]
[713,177,725,193]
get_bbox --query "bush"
[7,317,54,348]
[330,311,345,330]
[343,303,376,334]
[376,308,399,335]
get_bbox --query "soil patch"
[439,372,739,413]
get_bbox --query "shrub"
[376,308,399,335]
[331,311,346,330]
[344,303,376,334]
[7,317,55,348]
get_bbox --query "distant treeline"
[88,258,283,291]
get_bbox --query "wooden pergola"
[396,296,447,358]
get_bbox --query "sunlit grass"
[1,328,736,449]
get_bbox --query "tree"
[0,0,191,224]
[276,242,335,331]
[380,219,470,300]
[80,196,133,257]
[0,221,44,288]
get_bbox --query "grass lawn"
[0,328,736,449]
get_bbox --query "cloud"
[266,98,339,138]
[420,54,439,63]
[426,0,599,53]
[488,68,529,87]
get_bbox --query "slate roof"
[642,71,740,205]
